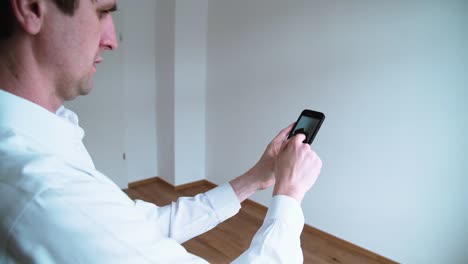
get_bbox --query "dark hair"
[0,0,80,41]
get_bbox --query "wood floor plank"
[124,180,397,264]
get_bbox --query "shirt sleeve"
[5,174,211,264]
[133,183,241,243]
[232,195,305,264]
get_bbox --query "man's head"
[0,0,118,111]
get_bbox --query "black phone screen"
[288,110,325,145]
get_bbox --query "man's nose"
[101,15,118,50]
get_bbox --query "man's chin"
[79,78,94,96]
[79,86,93,96]
[64,84,93,101]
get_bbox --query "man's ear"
[10,0,46,35]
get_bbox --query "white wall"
[205,1,468,263]
[154,0,209,186]
[174,0,208,186]
[119,0,158,183]
[155,0,176,184]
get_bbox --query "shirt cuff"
[204,183,241,222]
[266,195,305,235]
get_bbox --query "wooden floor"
[124,179,397,264]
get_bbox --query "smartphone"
[287,109,325,145]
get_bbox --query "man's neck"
[0,39,62,113]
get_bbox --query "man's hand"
[249,123,295,190]
[273,133,322,203]
[230,123,294,202]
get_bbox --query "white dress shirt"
[0,89,305,263]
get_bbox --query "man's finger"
[290,133,306,146]
[280,132,306,153]
[279,130,294,152]
[274,122,295,141]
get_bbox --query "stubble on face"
[55,64,95,102]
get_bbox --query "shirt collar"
[0,89,85,155]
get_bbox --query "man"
[0,0,322,263]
